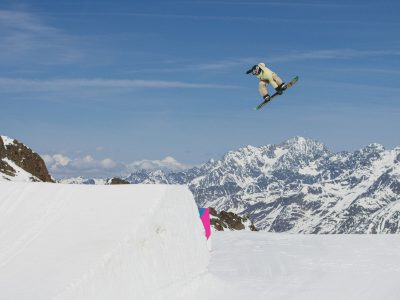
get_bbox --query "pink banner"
[199,208,211,239]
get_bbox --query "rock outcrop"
[0,136,53,182]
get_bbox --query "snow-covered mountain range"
[122,137,400,233]
[58,176,107,185]
[3,134,400,233]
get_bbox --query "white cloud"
[127,156,191,172]
[42,154,70,168]
[53,154,71,167]
[42,153,191,179]
[42,154,191,178]
[67,155,118,170]
[42,153,121,178]
[101,158,117,169]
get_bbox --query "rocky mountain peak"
[0,135,53,182]
[365,143,385,151]
[279,136,329,155]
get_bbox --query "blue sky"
[1,0,399,178]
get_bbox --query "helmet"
[252,65,261,75]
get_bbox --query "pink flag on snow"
[198,208,211,239]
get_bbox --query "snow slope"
[0,182,209,300]
[205,231,400,300]
[2,181,400,300]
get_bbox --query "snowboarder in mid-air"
[246,63,286,102]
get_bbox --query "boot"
[263,94,271,102]
[275,83,286,95]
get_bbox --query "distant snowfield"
[206,231,400,300]
[1,182,400,300]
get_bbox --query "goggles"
[252,66,260,75]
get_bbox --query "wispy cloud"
[268,49,400,63]
[0,9,83,65]
[171,49,400,73]
[188,1,355,8]
[0,78,236,91]
[327,67,400,75]
[0,10,53,32]
[109,13,355,24]
[31,12,259,22]
[28,12,376,25]
[121,57,257,74]
[169,48,400,73]
[191,58,256,71]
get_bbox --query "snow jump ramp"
[0,182,209,300]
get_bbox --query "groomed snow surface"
[0,182,209,300]
[206,232,400,300]
[1,182,400,300]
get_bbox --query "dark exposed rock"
[0,136,53,182]
[108,177,130,185]
[307,186,323,195]
[209,207,258,231]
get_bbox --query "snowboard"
[255,76,299,110]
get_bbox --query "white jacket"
[256,63,278,88]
